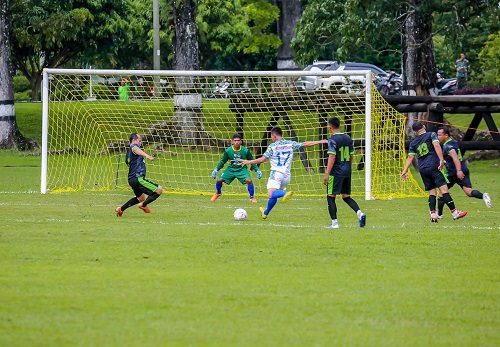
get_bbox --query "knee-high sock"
[271,190,286,199]
[265,198,278,215]
[437,197,445,215]
[121,197,140,211]
[470,190,483,199]
[327,196,337,220]
[428,195,437,212]
[441,193,456,211]
[215,181,223,195]
[142,192,160,207]
[342,196,360,213]
[247,183,255,199]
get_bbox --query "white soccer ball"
[233,208,248,221]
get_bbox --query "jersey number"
[339,146,350,161]
[416,143,429,157]
[276,151,292,166]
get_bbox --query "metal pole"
[153,0,160,97]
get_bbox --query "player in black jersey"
[436,127,491,218]
[115,133,163,217]
[401,122,466,222]
[323,117,366,228]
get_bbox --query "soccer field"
[0,152,499,346]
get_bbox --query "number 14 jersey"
[327,133,354,177]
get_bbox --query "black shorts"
[326,175,351,195]
[447,174,472,189]
[129,176,159,197]
[419,167,447,191]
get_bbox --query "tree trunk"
[275,0,301,71]
[0,1,38,150]
[401,0,437,132]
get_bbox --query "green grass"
[1,152,499,346]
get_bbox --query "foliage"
[11,0,136,99]
[477,31,500,87]
[197,0,280,69]
[293,0,499,78]
[13,75,30,93]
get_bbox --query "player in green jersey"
[211,133,262,203]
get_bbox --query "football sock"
[342,196,360,213]
[437,197,445,215]
[271,190,286,199]
[215,181,223,195]
[142,192,160,207]
[121,197,140,211]
[470,190,483,199]
[247,183,255,199]
[327,196,337,219]
[265,197,278,215]
[428,194,437,211]
[441,193,456,211]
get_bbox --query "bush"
[14,75,31,93]
[14,90,32,102]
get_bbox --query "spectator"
[455,53,470,89]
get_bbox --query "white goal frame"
[41,69,373,199]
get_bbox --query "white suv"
[298,61,387,93]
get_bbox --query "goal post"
[41,68,424,199]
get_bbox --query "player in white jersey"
[240,127,327,219]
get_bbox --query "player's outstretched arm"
[240,156,267,166]
[302,139,328,148]
[133,147,154,161]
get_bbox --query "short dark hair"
[232,133,242,140]
[129,133,139,142]
[412,121,424,132]
[271,127,282,136]
[437,127,450,136]
[328,117,341,129]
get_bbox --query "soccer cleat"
[483,193,492,208]
[430,212,439,223]
[437,214,443,219]
[358,213,366,227]
[259,207,267,220]
[115,206,123,217]
[250,198,258,203]
[326,220,339,229]
[211,193,221,202]
[282,191,294,203]
[452,210,467,220]
[138,203,151,213]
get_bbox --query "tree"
[292,0,496,95]
[478,31,500,86]
[174,0,200,72]
[274,0,302,70]
[197,0,280,70]
[11,0,135,100]
[0,0,34,149]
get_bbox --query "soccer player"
[401,121,467,222]
[240,127,327,219]
[211,133,262,203]
[323,117,366,229]
[436,127,491,218]
[115,133,163,217]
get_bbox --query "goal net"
[41,69,424,199]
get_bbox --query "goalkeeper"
[115,133,163,217]
[211,133,262,203]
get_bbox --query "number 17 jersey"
[263,138,302,175]
[328,133,353,177]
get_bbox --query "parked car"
[296,61,338,91]
[297,61,387,93]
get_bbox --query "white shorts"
[267,170,291,190]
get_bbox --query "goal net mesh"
[43,70,424,199]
